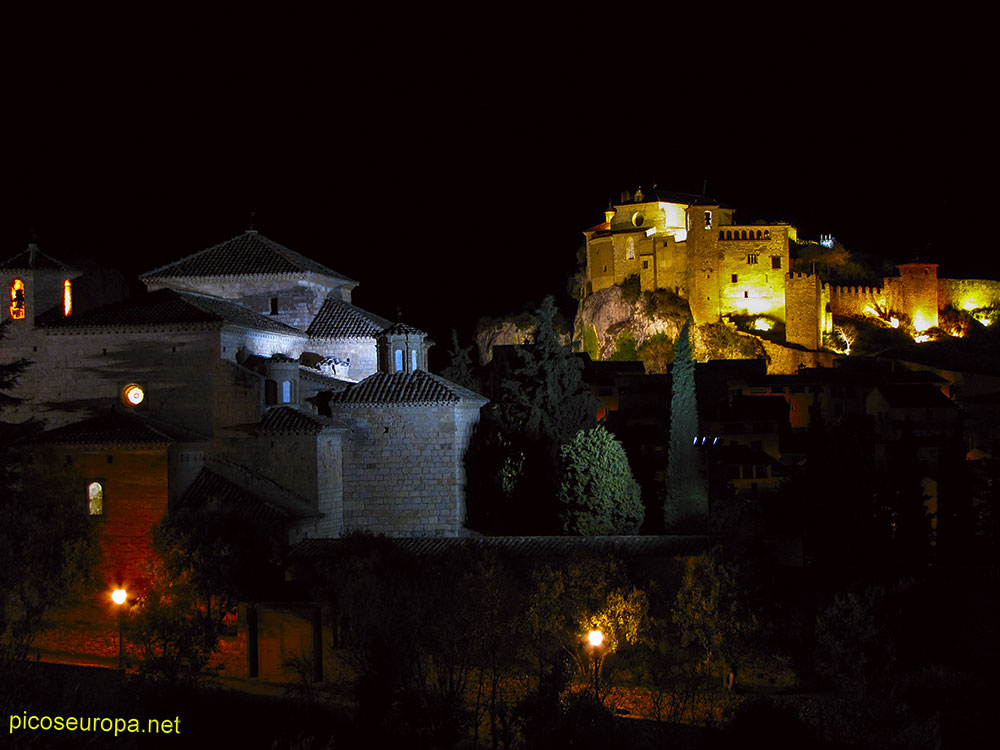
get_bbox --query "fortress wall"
[761,339,835,375]
[785,272,823,350]
[939,278,1000,310]
[827,284,885,317]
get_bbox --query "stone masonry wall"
[32,444,170,592]
[939,278,1000,311]
[785,272,823,350]
[11,327,220,432]
[334,404,474,536]
[307,337,380,382]
[827,284,886,318]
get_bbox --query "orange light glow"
[9,279,25,320]
[111,589,127,605]
[122,384,144,406]
[63,279,72,316]
[587,630,604,647]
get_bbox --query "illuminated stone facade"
[585,190,793,326]
[1,231,487,566]
[584,189,998,350]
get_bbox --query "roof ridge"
[139,230,355,283]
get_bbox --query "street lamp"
[111,589,127,669]
[586,629,604,694]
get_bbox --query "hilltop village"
[3,189,999,684]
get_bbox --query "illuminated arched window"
[281,380,291,403]
[63,279,72,316]
[394,349,403,372]
[88,481,104,516]
[9,279,25,320]
[410,349,418,372]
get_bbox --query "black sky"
[2,11,994,367]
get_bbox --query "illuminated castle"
[583,188,1000,352]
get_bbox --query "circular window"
[632,212,644,227]
[122,383,145,406]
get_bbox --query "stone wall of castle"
[886,264,940,330]
[333,403,480,536]
[827,284,886,318]
[716,231,789,322]
[785,272,826,350]
[760,339,835,375]
[939,278,1000,311]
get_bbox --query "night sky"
[3,11,993,367]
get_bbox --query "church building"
[2,230,487,596]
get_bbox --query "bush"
[558,426,644,535]
[620,275,641,306]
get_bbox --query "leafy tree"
[469,295,598,533]
[124,494,284,686]
[439,328,479,392]
[558,425,643,535]
[524,557,647,694]
[672,551,768,691]
[0,322,97,672]
[665,321,707,532]
[497,295,596,448]
[815,582,903,699]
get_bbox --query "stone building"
[2,230,487,596]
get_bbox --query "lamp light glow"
[122,384,144,406]
[587,630,604,647]
[111,589,127,605]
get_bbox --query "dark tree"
[467,295,598,533]
[439,328,479,392]
[124,494,284,686]
[665,320,707,532]
[0,322,97,673]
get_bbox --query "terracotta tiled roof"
[258,406,342,434]
[184,461,323,522]
[35,409,176,446]
[140,230,355,284]
[328,370,487,407]
[382,321,426,337]
[38,288,304,335]
[179,468,293,524]
[289,535,710,561]
[0,244,73,271]
[307,296,393,338]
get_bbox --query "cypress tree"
[665,321,707,532]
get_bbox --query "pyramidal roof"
[35,408,178,446]
[0,243,74,271]
[307,296,394,338]
[140,230,356,285]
